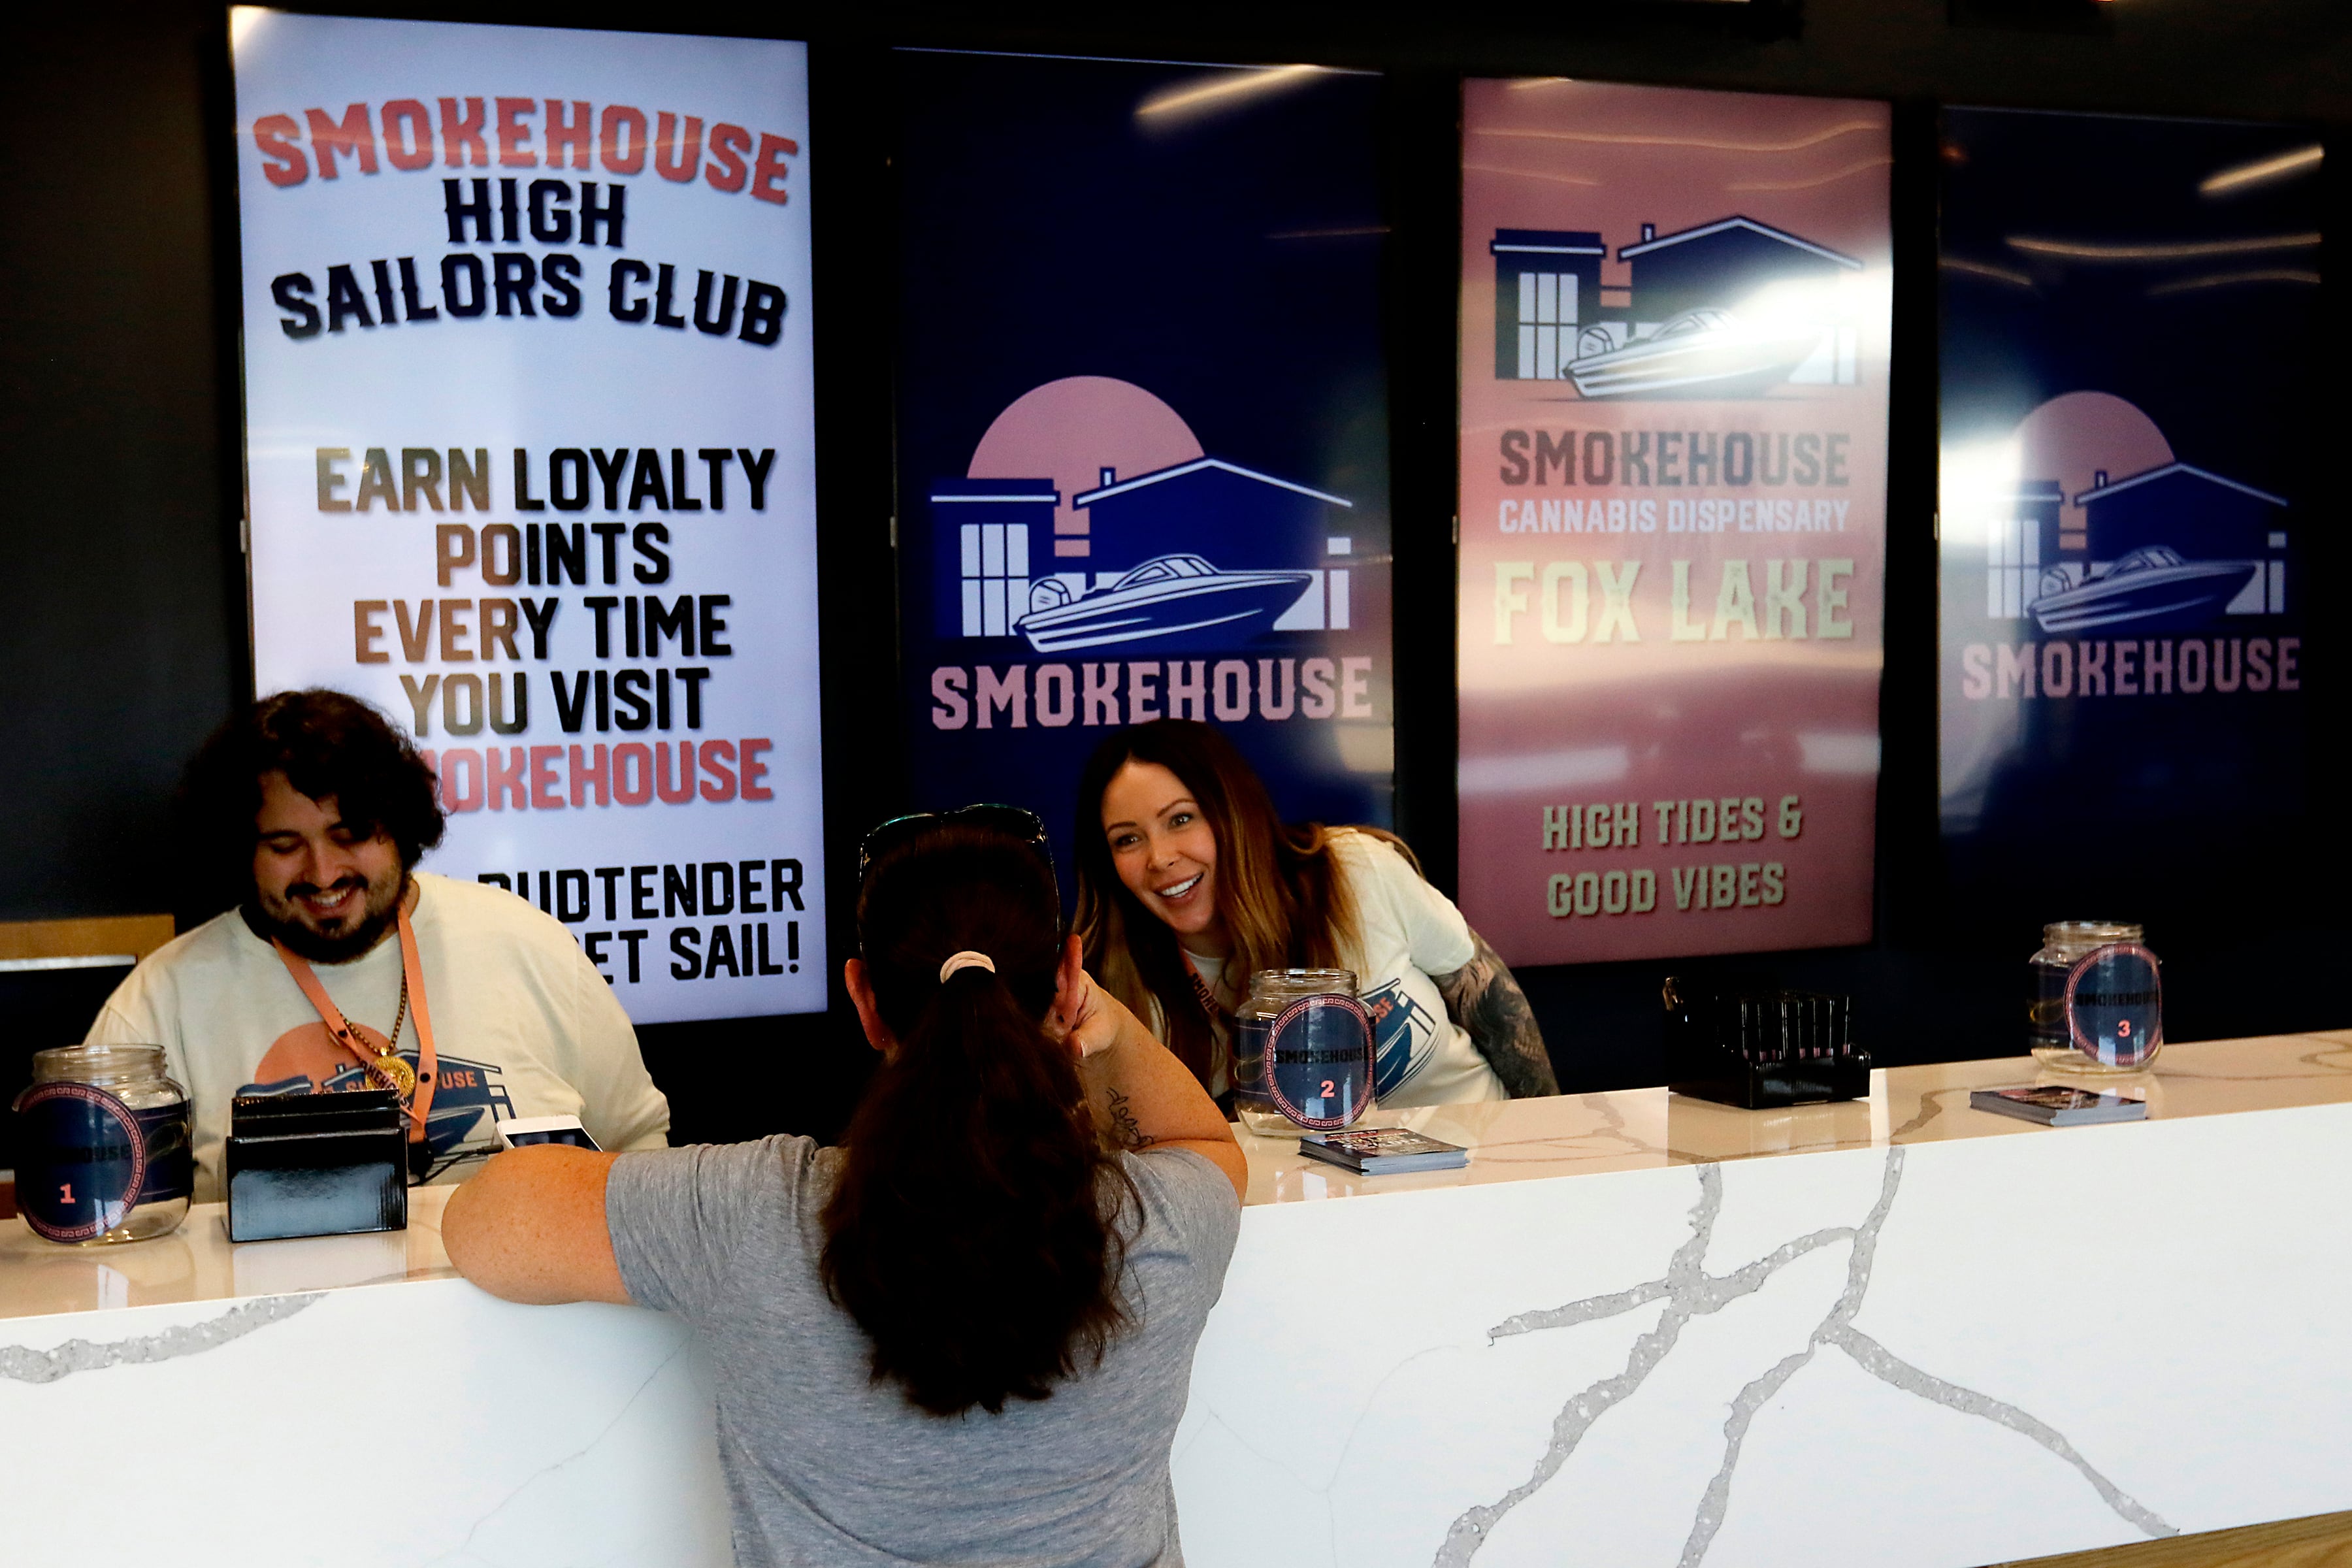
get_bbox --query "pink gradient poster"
[1456,80,1891,966]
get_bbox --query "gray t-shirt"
[608,1135,1241,1568]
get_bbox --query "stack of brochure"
[1296,1128,1470,1175]
[1969,1085,2148,1126]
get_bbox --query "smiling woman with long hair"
[1075,719,1559,1108]
[444,813,1245,1567]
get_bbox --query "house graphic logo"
[1970,396,2291,640]
[932,382,1357,656]
[1984,463,2288,637]
[1492,216,1863,398]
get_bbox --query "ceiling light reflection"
[1464,163,1601,188]
[229,5,272,48]
[2200,145,2323,197]
[2006,232,2320,261]
[1135,64,1325,123]
[1469,121,1880,154]
[2147,269,2321,297]
[1938,436,2025,553]
[1940,256,2036,289]
[1727,156,1892,193]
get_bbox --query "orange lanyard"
[272,903,440,1144]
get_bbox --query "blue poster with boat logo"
[1938,108,2319,909]
[893,51,1393,875]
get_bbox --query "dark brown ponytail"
[821,825,1135,1416]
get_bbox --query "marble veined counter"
[5,1032,2351,1565]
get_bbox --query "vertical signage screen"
[894,52,1396,876]
[231,10,825,1019]
[1458,79,1893,966]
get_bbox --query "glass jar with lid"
[1231,968,1376,1138]
[12,1045,193,1244]
[2028,922,2163,1074]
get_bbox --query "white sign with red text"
[232,9,823,1019]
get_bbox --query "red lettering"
[654,112,702,183]
[739,738,774,801]
[305,104,378,178]
[705,124,751,193]
[486,745,528,810]
[495,97,537,167]
[655,740,695,804]
[254,114,308,186]
[382,99,434,171]
[600,105,647,176]
[439,747,485,813]
[544,100,592,171]
[529,745,564,810]
[751,132,798,205]
[612,742,653,807]
[569,743,609,808]
[697,738,738,802]
[439,97,489,169]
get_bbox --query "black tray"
[1663,975,1870,1109]
[225,1089,408,1243]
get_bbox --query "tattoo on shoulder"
[1105,1088,1153,1150]
[1433,929,1560,1099]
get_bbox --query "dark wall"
[4,0,2346,1140]
[1,4,247,926]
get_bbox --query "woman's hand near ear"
[1047,941,1245,1201]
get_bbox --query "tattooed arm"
[1102,1087,1150,1150]
[1051,960,1246,1200]
[1432,928,1560,1098]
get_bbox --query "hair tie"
[938,951,996,983]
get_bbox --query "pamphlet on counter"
[1970,1085,2147,1127]
[1298,1128,1470,1175]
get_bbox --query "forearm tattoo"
[1103,1088,1152,1149]
[1433,928,1560,1098]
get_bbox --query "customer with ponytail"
[445,811,1245,1567]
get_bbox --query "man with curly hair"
[85,689,669,1201]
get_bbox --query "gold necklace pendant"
[365,1051,418,1100]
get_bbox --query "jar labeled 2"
[1233,968,1375,1137]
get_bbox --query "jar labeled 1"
[1232,968,1375,1138]
[2028,923,2163,1073]
[12,1044,192,1244]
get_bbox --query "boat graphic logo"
[1491,216,1865,398]
[244,1051,515,1163]
[2028,546,2259,636]
[1978,449,2290,639]
[1015,553,1315,653]
[933,451,1356,655]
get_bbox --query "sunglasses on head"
[856,804,1056,892]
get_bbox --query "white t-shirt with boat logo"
[85,872,670,1203]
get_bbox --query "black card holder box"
[1663,975,1871,1109]
[225,1090,408,1243]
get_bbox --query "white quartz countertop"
[4,1030,2347,1325]
[1237,1028,2352,1204]
[0,1183,460,1322]
[8,1031,2352,1568]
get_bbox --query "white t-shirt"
[1179,830,1506,1108]
[86,872,671,1202]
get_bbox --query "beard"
[250,866,408,964]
